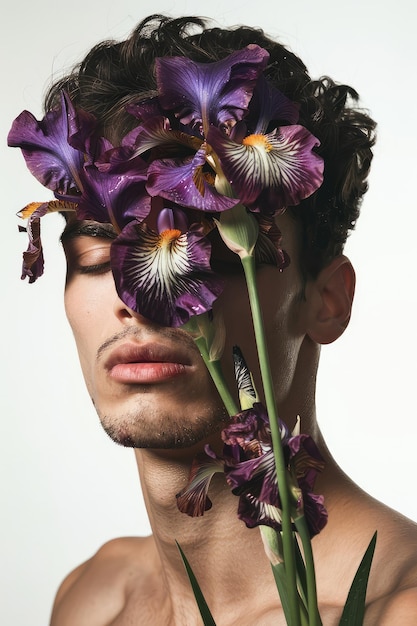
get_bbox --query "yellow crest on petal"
[243,133,273,153]
[17,199,77,219]
[158,229,182,248]
[17,202,45,219]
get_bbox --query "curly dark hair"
[45,14,376,277]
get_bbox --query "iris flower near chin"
[176,402,327,538]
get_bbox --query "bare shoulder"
[365,587,417,625]
[363,505,417,624]
[50,536,156,626]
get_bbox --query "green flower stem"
[241,254,300,626]
[194,336,239,417]
[294,516,322,626]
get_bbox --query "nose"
[113,293,151,326]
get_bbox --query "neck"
[134,444,282,621]
[130,338,352,623]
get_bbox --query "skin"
[50,213,417,625]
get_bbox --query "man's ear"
[303,256,356,345]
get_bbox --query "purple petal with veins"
[110,220,224,327]
[155,45,269,133]
[76,159,151,230]
[208,124,324,213]
[8,91,95,196]
[147,147,238,212]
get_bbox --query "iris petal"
[76,159,150,230]
[249,75,300,133]
[110,221,224,327]
[156,45,269,133]
[18,199,74,282]
[208,125,324,212]
[176,447,224,516]
[8,92,94,196]
[147,147,238,212]
[126,116,202,158]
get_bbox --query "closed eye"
[77,261,112,275]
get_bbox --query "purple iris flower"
[177,402,327,538]
[149,50,323,216]
[10,45,325,329]
[221,404,327,537]
[207,123,324,215]
[110,207,224,327]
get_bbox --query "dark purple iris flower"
[144,46,323,217]
[110,208,224,327]
[177,402,327,538]
[207,123,324,215]
[9,45,325,328]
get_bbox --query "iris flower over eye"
[110,207,224,327]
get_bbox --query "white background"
[1,1,416,624]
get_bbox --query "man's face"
[62,213,307,450]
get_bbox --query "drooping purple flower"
[110,208,224,327]
[176,446,225,516]
[18,203,47,283]
[254,214,290,269]
[155,45,269,135]
[221,404,327,536]
[17,199,76,282]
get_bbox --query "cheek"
[64,276,113,389]
[214,266,304,398]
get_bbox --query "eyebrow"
[60,220,117,243]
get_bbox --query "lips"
[104,342,193,384]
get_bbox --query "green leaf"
[176,541,217,626]
[339,531,377,626]
[271,562,309,626]
[271,561,292,624]
[294,537,308,610]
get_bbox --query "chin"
[98,406,229,450]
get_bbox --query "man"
[9,14,417,625]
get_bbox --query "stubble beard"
[96,399,229,449]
